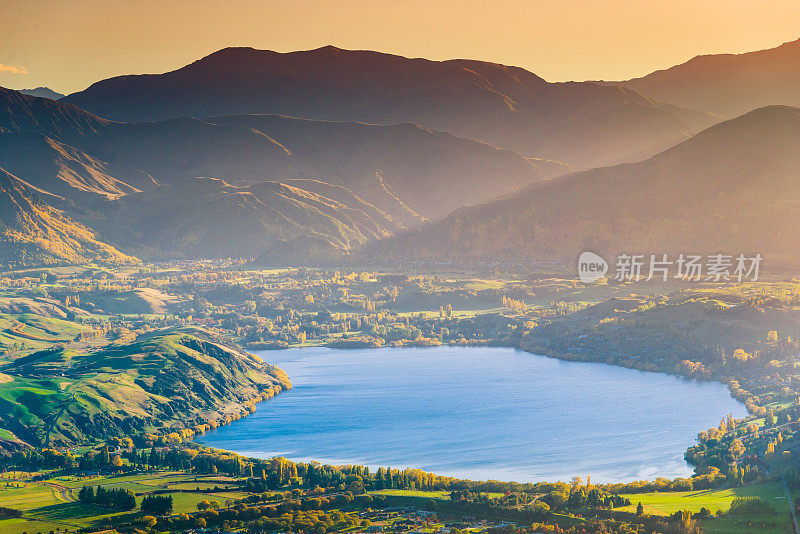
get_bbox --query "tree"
[148,446,158,467]
[636,502,644,516]
[765,410,777,427]
[729,438,745,460]
[78,485,134,510]
[141,495,173,515]
[548,489,568,510]
[78,485,94,504]
[525,501,550,519]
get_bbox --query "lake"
[198,346,747,483]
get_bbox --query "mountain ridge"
[616,37,800,117]
[3,87,558,225]
[62,46,720,169]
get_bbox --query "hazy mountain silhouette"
[1,86,566,263]
[1,86,107,140]
[62,46,719,168]
[617,38,800,117]
[380,106,800,269]
[203,114,566,224]
[0,132,156,202]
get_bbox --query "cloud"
[0,64,28,74]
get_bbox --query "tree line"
[78,485,136,510]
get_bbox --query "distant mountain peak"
[17,87,65,100]
[313,44,344,53]
[771,36,800,50]
[0,85,108,138]
[193,44,349,66]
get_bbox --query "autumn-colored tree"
[766,330,778,342]
[729,438,745,459]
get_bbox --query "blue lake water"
[198,346,747,483]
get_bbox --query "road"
[43,481,76,502]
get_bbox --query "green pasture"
[617,481,786,515]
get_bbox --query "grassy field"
[0,517,67,534]
[0,471,251,534]
[617,481,795,534]
[0,482,128,534]
[617,481,787,515]
[0,484,62,511]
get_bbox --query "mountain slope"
[0,87,300,193]
[81,117,300,185]
[0,132,156,202]
[2,88,556,225]
[618,38,800,117]
[381,106,800,268]
[87,176,400,259]
[0,86,107,140]
[0,167,137,267]
[62,46,719,168]
[205,115,563,223]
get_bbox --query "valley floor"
[0,261,798,534]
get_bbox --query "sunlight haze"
[2,0,800,93]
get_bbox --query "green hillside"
[0,328,290,450]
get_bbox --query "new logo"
[577,252,608,283]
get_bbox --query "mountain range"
[85,176,402,259]
[3,40,800,269]
[62,46,719,169]
[0,85,561,263]
[380,105,800,269]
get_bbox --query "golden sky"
[2,0,800,94]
